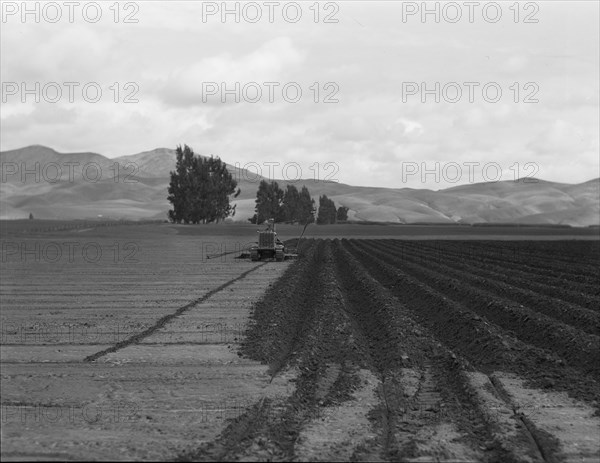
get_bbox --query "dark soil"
[180,239,599,462]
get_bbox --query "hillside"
[1,145,598,226]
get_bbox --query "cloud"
[527,119,598,158]
[395,118,424,136]
[1,2,598,188]
[155,37,305,106]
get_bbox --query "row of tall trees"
[167,145,349,225]
[167,145,240,224]
[316,195,348,224]
[249,181,315,225]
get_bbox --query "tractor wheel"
[250,250,259,261]
[275,250,284,262]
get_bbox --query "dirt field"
[1,223,599,461]
[192,238,600,462]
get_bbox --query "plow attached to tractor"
[242,219,299,261]
[205,215,314,262]
[241,215,314,261]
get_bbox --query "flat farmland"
[1,222,599,461]
[1,223,292,460]
[203,238,600,462]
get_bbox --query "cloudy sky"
[1,1,598,189]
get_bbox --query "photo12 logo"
[234,161,339,183]
[400,161,539,184]
[1,160,139,184]
[200,82,339,104]
[1,241,140,264]
[0,320,152,344]
[200,1,340,24]
[402,82,539,104]
[202,241,245,262]
[1,400,140,424]
[400,2,539,24]
[1,82,140,104]
[196,322,248,343]
[1,2,140,23]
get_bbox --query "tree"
[167,145,191,223]
[167,145,239,224]
[254,180,285,224]
[328,198,337,224]
[336,206,349,222]
[316,195,337,224]
[298,186,315,224]
[201,156,240,222]
[283,185,301,223]
[252,182,315,225]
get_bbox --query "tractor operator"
[265,219,284,245]
[265,218,275,231]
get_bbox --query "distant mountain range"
[1,145,598,226]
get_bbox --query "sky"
[1,1,599,189]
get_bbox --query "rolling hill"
[1,145,598,226]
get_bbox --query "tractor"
[204,216,312,262]
[208,211,314,262]
[244,211,315,261]
[249,219,287,261]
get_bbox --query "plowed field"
[188,238,600,462]
[2,223,599,462]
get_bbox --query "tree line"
[316,194,348,224]
[248,180,316,225]
[249,184,348,225]
[167,145,349,225]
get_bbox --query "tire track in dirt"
[84,263,268,362]
[180,240,369,460]
[486,375,557,463]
